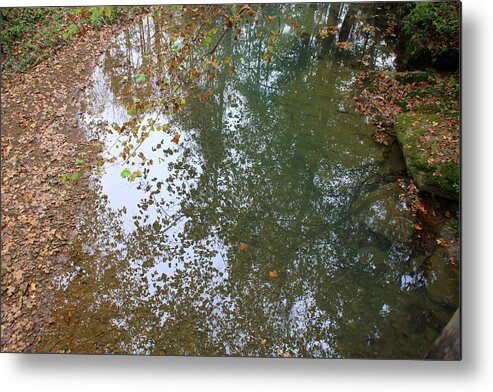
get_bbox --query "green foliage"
[394,2,459,70]
[60,172,81,184]
[1,6,147,78]
[62,23,79,40]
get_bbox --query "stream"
[40,3,458,358]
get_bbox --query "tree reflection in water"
[40,3,453,358]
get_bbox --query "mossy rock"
[394,113,459,200]
[395,71,430,84]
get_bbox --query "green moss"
[428,161,460,194]
[395,71,430,84]
[395,113,459,199]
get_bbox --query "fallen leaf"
[120,168,131,178]
[171,132,180,144]
[135,73,146,83]
[436,238,449,247]
[12,270,23,284]
[268,270,278,278]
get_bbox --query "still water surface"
[42,3,455,358]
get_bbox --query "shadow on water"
[39,3,458,358]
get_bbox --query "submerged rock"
[353,183,414,244]
[424,250,460,309]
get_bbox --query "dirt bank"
[1,14,144,353]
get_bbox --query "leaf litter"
[1,13,145,353]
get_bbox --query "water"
[41,3,457,358]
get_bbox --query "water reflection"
[41,3,452,358]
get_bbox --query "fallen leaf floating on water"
[198,89,214,102]
[239,243,248,251]
[134,73,146,83]
[436,238,449,247]
[120,168,131,179]
[268,270,278,279]
[171,132,180,144]
[64,311,72,324]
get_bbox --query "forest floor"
[1,11,145,353]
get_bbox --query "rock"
[353,183,414,244]
[426,308,460,360]
[395,71,430,84]
[425,251,459,309]
[394,113,459,200]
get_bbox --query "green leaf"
[120,168,131,178]
[135,73,146,83]
[202,36,212,47]
[172,42,182,53]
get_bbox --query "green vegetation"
[1,6,146,77]
[387,2,460,70]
